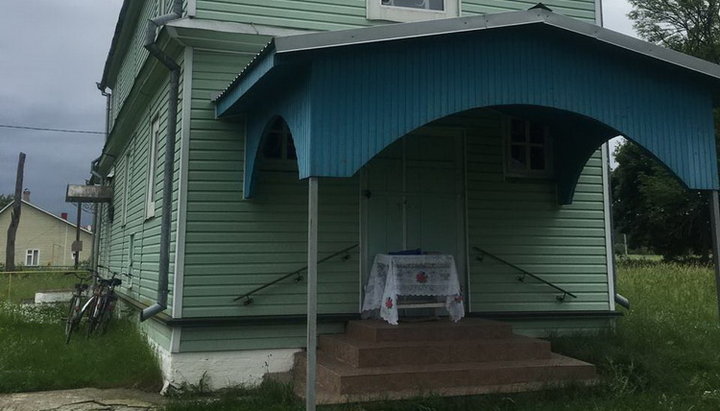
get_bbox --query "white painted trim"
[595,0,604,26]
[166,18,317,37]
[359,168,369,313]
[122,149,132,227]
[171,47,193,319]
[601,143,616,311]
[401,137,407,249]
[463,132,471,311]
[25,249,40,266]
[306,177,319,411]
[367,0,459,22]
[146,116,160,220]
[186,0,197,17]
[170,327,182,353]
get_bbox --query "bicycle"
[86,265,123,337]
[65,271,93,344]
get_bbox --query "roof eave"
[273,9,720,81]
[213,8,720,116]
[99,0,136,89]
[214,40,277,115]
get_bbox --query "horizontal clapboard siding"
[183,49,360,321]
[96,53,187,313]
[110,1,155,128]
[194,0,595,32]
[464,112,610,313]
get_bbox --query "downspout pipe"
[90,86,112,272]
[605,144,630,310]
[141,0,182,321]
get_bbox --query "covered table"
[361,254,465,325]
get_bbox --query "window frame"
[122,147,132,226]
[25,249,39,266]
[146,116,160,219]
[367,0,459,22]
[504,117,554,179]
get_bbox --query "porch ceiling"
[213,8,720,203]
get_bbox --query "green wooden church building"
[88,0,720,403]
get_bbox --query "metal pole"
[306,177,318,411]
[709,190,720,320]
[74,203,82,269]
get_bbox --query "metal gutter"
[140,0,183,322]
[166,18,317,37]
[171,47,193,319]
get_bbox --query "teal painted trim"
[242,70,313,198]
[214,43,276,117]
[218,22,719,202]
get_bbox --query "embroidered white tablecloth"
[361,254,465,325]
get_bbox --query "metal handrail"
[234,244,359,305]
[471,246,577,302]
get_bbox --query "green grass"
[163,262,720,410]
[0,271,80,303]
[0,301,163,393]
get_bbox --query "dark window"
[507,118,552,177]
[262,118,296,160]
[260,119,297,173]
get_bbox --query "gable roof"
[213,8,720,103]
[0,201,92,235]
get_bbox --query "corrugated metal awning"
[214,8,720,203]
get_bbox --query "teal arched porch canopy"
[214,8,720,204]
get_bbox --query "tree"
[612,142,711,260]
[628,0,720,63]
[0,194,12,209]
[613,0,720,260]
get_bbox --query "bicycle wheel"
[86,297,102,337]
[98,295,116,335]
[65,296,80,344]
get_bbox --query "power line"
[0,124,104,135]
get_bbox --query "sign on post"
[71,241,83,252]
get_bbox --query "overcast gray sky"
[0,0,636,224]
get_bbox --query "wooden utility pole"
[5,153,26,270]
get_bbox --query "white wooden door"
[361,130,466,302]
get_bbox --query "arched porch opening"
[246,115,302,199]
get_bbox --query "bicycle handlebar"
[96,264,133,278]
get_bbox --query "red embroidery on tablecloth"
[416,272,428,283]
[385,297,394,309]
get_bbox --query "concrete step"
[319,334,551,367]
[345,318,513,343]
[295,352,597,404]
